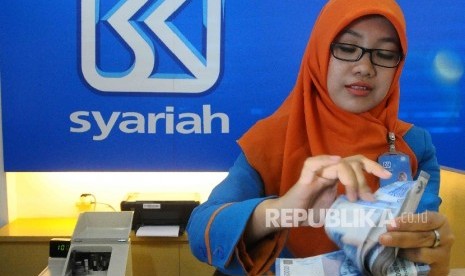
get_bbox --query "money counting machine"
[40,211,134,276]
[120,193,200,237]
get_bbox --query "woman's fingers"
[398,247,440,266]
[343,155,392,179]
[380,212,440,248]
[379,211,454,276]
[380,228,439,248]
[380,212,452,249]
[296,155,341,186]
[386,212,445,232]
[398,247,452,276]
[335,160,359,201]
[347,158,376,201]
[318,155,391,201]
[296,154,392,203]
[283,155,342,212]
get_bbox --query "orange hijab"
[238,0,418,257]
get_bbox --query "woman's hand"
[379,211,454,276]
[278,154,391,225]
[245,154,391,243]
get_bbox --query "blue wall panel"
[0,1,463,171]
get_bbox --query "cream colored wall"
[439,167,465,268]
[0,81,8,227]
[6,171,225,220]
[6,167,464,222]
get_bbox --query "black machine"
[120,193,200,236]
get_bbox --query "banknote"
[276,251,430,276]
[327,170,430,275]
[276,171,430,276]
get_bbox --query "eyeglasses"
[330,42,403,68]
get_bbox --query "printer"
[120,193,200,237]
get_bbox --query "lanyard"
[388,132,396,153]
[378,132,412,186]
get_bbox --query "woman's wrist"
[244,198,283,244]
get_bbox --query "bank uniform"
[186,126,441,275]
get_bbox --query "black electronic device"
[120,193,200,235]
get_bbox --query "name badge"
[378,152,412,187]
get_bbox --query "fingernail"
[387,219,398,230]
[366,193,376,202]
[380,234,392,244]
[348,193,357,202]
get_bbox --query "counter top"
[0,217,188,243]
[0,218,76,242]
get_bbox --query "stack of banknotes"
[276,171,431,276]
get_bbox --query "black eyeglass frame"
[330,42,404,68]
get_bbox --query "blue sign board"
[1,0,464,171]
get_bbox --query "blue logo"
[80,0,223,93]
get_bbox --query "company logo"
[70,104,230,141]
[382,161,392,169]
[80,0,223,93]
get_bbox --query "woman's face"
[327,16,401,114]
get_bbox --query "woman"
[187,0,454,275]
